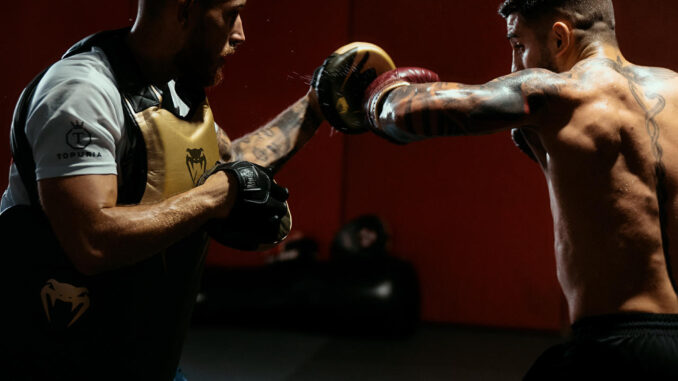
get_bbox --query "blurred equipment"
[193,217,420,336]
[330,214,390,260]
[270,235,319,264]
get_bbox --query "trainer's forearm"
[94,186,223,269]
[231,92,324,173]
[41,174,234,275]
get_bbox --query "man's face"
[175,0,247,87]
[506,13,556,73]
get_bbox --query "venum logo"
[186,148,207,186]
[241,168,257,189]
[41,279,90,328]
[66,120,92,150]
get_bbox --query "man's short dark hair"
[498,0,616,32]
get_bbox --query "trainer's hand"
[198,161,292,251]
[311,42,396,134]
[364,67,440,144]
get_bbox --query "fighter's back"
[531,57,678,321]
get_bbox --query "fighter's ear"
[552,21,573,56]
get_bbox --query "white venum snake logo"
[41,279,90,328]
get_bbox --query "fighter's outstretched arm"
[370,69,568,142]
[222,91,324,174]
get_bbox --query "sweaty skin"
[374,16,678,322]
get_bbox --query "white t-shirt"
[0,47,196,213]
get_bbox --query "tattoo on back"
[613,56,676,289]
[614,57,667,164]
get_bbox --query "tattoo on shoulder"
[612,56,666,162]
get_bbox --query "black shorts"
[524,313,678,380]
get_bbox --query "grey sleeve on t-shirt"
[0,48,125,212]
[25,48,125,181]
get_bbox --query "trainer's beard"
[175,53,215,88]
[212,65,224,87]
[213,45,237,87]
[174,44,234,88]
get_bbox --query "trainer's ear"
[552,21,573,57]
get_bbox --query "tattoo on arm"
[381,69,566,138]
[231,97,323,173]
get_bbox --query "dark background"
[2,0,676,332]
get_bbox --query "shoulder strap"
[9,69,50,208]
[89,29,152,204]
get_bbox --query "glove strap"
[366,81,411,143]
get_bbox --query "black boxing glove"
[198,161,292,251]
[363,67,441,144]
[311,42,396,134]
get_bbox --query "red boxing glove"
[363,67,440,143]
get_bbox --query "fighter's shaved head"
[498,0,615,29]
[499,0,616,43]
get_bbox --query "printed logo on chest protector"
[66,120,92,150]
[41,279,90,328]
[187,148,207,186]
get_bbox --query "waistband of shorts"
[571,313,678,338]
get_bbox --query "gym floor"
[179,324,563,381]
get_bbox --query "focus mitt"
[312,42,396,134]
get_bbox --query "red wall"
[3,1,676,331]
[343,1,561,330]
[1,2,138,184]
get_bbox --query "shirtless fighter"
[315,0,678,377]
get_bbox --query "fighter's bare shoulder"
[568,57,678,92]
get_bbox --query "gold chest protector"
[125,86,291,250]
[127,87,220,204]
